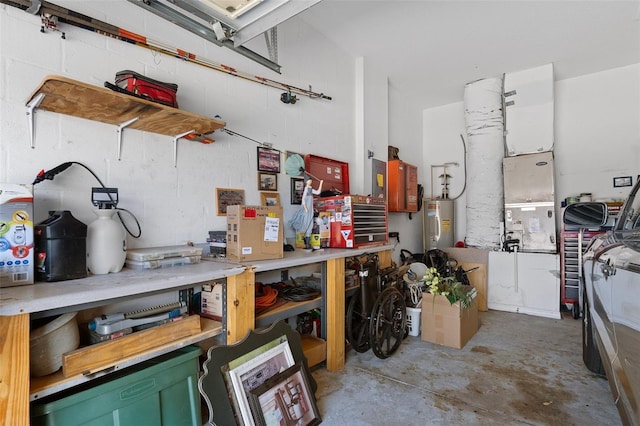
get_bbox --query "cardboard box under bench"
[301,334,326,367]
[421,294,478,349]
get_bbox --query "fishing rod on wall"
[1,0,333,101]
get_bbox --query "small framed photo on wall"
[291,178,304,205]
[258,172,278,191]
[215,188,245,216]
[257,147,281,173]
[613,176,633,188]
[260,192,281,207]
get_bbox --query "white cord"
[407,282,424,307]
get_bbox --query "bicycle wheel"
[369,287,406,359]
[346,293,371,353]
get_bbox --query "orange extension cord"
[255,283,278,309]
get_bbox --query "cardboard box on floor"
[441,247,488,312]
[301,334,326,367]
[226,205,283,262]
[421,293,479,349]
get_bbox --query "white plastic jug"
[87,209,126,274]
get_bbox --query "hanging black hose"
[32,161,142,238]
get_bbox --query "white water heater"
[423,199,454,252]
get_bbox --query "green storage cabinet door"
[31,346,201,426]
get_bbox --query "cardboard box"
[421,293,478,349]
[226,205,283,261]
[0,183,34,287]
[441,247,489,312]
[201,281,224,320]
[301,334,326,367]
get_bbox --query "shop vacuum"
[34,210,87,282]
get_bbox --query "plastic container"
[125,255,201,270]
[86,209,126,275]
[34,210,87,282]
[30,312,80,377]
[31,346,202,426]
[406,306,422,337]
[126,245,202,262]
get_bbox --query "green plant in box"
[423,267,476,309]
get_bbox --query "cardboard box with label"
[421,293,478,349]
[201,281,224,321]
[0,183,34,287]
[226,205,283,261]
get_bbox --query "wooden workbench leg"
[1,313,30,426]
[225,268,255,344]
[325,257,345,372]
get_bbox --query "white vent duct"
[464,77,505,249]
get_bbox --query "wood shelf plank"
[27,75,226,136]
[29,316,222,401]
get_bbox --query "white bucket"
[406,307,422,337]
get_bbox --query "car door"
[609,185,640,425]
[589,238,618,368]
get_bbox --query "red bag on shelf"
[115,70,179,108]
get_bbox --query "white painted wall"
[387,86,424,261]
[423,63,640,243]
[0,2,357,248]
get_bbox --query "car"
[563,181,640,426]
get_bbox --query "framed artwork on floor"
[248,362,321,426]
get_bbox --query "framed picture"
[198,321,318,426]
[226,337,296,426]
[216,188,245,216]
[259,172,278,191]
[257,147,281,173]
[261,192,281,207]
[291,178,304,205]
[613,176,633,188]
[248,362,321,426]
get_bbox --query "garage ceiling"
[128,0,639,110]
[298,0,640,109]
[129,0,320,72]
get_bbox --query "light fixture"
[198,0,264,19]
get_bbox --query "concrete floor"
[311,310,620,425]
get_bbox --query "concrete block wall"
[0,1,356,248]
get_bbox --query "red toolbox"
[315,194,387,248]
[304,154,350,194]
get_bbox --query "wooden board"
[0,314,30,426]
[27,75,226,136]
[62,314,201,377]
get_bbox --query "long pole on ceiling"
[1,0,332,101]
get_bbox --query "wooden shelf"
[255,296,323,328]
[29,316,222,401]
[27,75,226,136]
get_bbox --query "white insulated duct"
[464,77,505,249]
